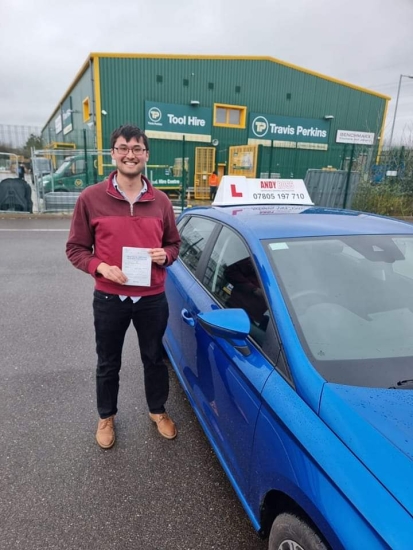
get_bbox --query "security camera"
[101,110,108,116]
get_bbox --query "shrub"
[352,181,413,217]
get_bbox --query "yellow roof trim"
[42,54,93,131]
[89,52,390,100]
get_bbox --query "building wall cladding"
[42,55,388,180]
[43,66,94,149]
[97,56,386,135]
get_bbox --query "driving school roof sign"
[145,101,212,141]
[213,176,314,206]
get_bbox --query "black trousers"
[93,290,169,419]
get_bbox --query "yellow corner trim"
[93,56,104,174]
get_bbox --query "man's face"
[111,136,149,178]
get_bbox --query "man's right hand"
[96,262,128,284]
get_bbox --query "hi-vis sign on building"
[212,176,314,206]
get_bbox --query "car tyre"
[269,512,328,550]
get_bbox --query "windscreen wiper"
[389,379,413,389]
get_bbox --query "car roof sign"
[212,175,314,206]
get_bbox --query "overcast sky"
[1,0,412,146]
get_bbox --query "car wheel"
[269,513,328,550]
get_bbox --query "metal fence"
[30,148,188,214]
[304,169,360,209]
[31,148,114,213]
[19,140,389,215]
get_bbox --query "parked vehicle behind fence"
[39,153,181,198]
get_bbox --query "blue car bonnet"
[320,384,413,514]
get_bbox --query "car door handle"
[181,308,195,327]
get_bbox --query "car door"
[179,225,280,496]
[164,215,217,370]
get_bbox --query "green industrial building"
[41,53,389,198]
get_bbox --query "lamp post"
[388,74,413,149]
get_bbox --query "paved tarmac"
[0,216,267,550]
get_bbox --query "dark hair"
[110,124,149,151]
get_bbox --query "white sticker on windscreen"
[269,242,289,250]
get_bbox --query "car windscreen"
[53,160,72,176]
[265,234,413,388]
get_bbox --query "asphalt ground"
[0,216,267,550]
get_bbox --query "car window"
[74,159,86,174]
[55,160,71,176]
[266,234,413,387]
[203,226,271,349]
[179,216,216,275]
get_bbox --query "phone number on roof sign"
[253,193,305,200]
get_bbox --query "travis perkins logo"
[260,180,294,190]
[148,107,162,125]
[252,116,269,137]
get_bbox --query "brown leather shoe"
[149,412,177,440]
[96,416,115,449]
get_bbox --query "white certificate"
[122,247,151,286]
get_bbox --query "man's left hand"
[149,248,167,265]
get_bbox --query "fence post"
[269,141,274,177]
[83,129,89,187]
[180,135,186,211]
[343,143,355,208]
[341,144,347,170]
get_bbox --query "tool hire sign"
[213,176,314,206]
[145,101,212,136]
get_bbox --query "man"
[66,124,181,449]
[18,163,25,180]
[208,170,219,201]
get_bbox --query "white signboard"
[213,176,313,207]
[55,114,62,135]
[336,130,375,145]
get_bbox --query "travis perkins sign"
[249,113,330,145]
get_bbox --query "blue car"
[163,176,413,550]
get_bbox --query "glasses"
[113,145,147,155]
